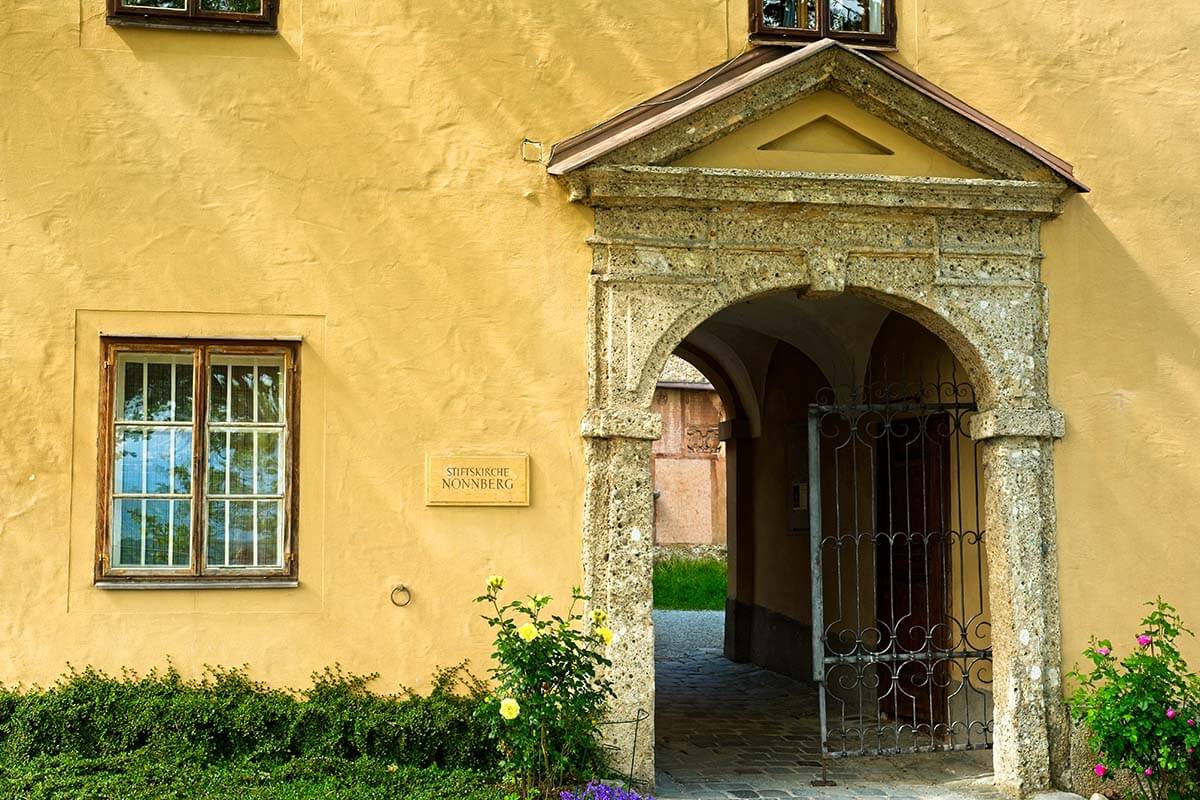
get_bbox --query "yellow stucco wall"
[675,89,982,178]
[749,342,827,622]
[0,0,1198,690]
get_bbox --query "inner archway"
[651,294,998,797]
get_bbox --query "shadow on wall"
[1046,198,1200,790]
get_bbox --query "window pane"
[175,363,193,422]
[201,353,290,574]
[828,0,883,33]
[207,501,227,567]
[209,365,229,423]
[121,360,144,421]
[257,501,280,566]
[229,501,255,566]
[172,500,192,567]
[257,431,280,494]
[146,428,172,494]
[147,362,173,422]
[200,0,263,12]
[115,428,144,494]
[257,366,281,423]
[231,366,255,423]
[116,499,142,566]
[229,431,255,494]
[173,429,193,495]
[762,0,817,29]
[208,432,228,494]
[122,0,185,7]
[145,499,171,566]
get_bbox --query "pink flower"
[1138,634,1153,647]
[1190,719,1197,727]
[1144,767,1154,777]
[1189,747,1195,754]
[1168,708,1178,719]
[1094,764,1108,778]
[1096,646,1111,656]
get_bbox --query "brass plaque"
[425,453,530,507]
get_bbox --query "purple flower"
[1144,767,1154,777]
[1138,634,1153,647]
[1096,646,1111,656]
[1094,764,1108,778]
[1168,708,1178,719]
[561,783,655,800]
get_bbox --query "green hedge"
[0,755,505,800]
[0,663,495,771]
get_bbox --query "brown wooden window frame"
[96,338,300,588]
[106,0,278,34]
[750,0,897,48]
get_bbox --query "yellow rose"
[486,575,505,590]
[499,697,520,720]
[595,626,613,646]
[590,609,608,626]
[517,623,539,642]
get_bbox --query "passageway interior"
[653,610,998,799]
[652,291,997,798]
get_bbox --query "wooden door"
[875,414,950,732]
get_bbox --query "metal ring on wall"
[390,584,412,607]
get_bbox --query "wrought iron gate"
[807,379,993,756]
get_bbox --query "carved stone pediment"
[550,39,1085,194]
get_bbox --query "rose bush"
[1069,599,1200,800]
[476,577,615,797]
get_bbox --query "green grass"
[652,556,727,610]
[0,754,506,800]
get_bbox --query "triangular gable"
[759,115,893,156]
[673,90,983,179]
[547,39,1086,192]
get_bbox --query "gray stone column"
[973,409,1065,798]
[581,408,661,787]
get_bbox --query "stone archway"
[551,40,1082,798]
[577,186,1067,796]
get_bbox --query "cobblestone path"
[653,610,1002,800]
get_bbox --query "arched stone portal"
[549,40,1083,797]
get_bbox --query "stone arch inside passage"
[662,293,995,743]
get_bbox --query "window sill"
[95,579,299,590]
[106,16,278,35]
[749,35,897,51]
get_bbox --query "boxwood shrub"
[0,661,496,771]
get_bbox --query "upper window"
[752,0,895,47]
[106,0,277,33]
[96,339,299,586]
